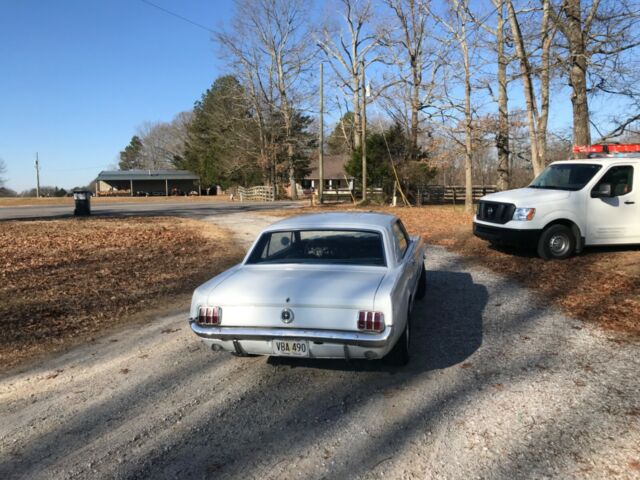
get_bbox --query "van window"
[529,163,602,191]
[595,166,634,196]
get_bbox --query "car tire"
[384,311,411,366]
[537,224,575,260]
[415,266,426,300]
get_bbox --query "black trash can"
[73,190,92,216]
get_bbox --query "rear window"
[247,230,386,266]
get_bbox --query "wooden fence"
[418,185,497,205]
[237,185,275,202]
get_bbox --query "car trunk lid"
[205,266,386,330]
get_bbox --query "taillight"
[357,311,384,333]
[198,306,222,326]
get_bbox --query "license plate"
[272,339,309,357]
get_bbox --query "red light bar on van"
[608,144,640,153]
[572,145,604,153]
[573,144,640,154]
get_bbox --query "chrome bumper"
[189,321,393,348]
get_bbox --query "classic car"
[188,212,427,365]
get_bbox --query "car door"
[587,164,640,244]
[391,221,419,299]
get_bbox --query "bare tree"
[474,0,512,190]
[550,0,640,146]
[431,0,477,213]
[506,0,555,176]
[494,0,510,190]
[217,0,316,199]
[318,0,381,151]
[382,0,442,157]
[466,0,514,189]
[137,112,192,170]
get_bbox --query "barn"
[95,170,200,196]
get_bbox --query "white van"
[473,144,640,259]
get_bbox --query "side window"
[595,166,634,197]
[266,231,293,256]
[391,221,409,260]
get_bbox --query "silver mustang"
[189,212,426,365]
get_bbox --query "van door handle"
[625,201,635,204]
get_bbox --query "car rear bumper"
[473,222,541,248]
[189,321,393,348]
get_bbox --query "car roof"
[264,212,398,232]
[551,156,640,166]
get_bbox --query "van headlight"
[513,208,536,221]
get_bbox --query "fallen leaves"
[0,217,244,371]
[267,205,640,338]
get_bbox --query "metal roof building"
[95,170,200,196]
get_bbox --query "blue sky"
[0,0,586,192]
[0,0,234,191]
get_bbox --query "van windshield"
[529,163,602,191]
[247,229,386,266]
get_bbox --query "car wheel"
[537,224,575,260]
[415,266,426,300]
[384,311,411,366]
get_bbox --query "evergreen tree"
[327,112,355,155]
[118,136,144,170]
[346,123,436,198]
[177,75,261,188]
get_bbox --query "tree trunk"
[462,26,473,213]
[288,149,297,199]
[564,0,591,146]
[495,0,510,191]
[411,66,420,156]
[353,66,362,149]
[536,0,554,168]
[506,0,544,177]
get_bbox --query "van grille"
[476,201,516,224]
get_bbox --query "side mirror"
[591,183,612,198]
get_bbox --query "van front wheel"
[537,225,575,260]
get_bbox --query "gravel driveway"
[1,212,638,479]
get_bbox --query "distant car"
[189,213,427,365]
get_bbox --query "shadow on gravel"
[1,266,489,479]
[12,258,634,479]
[267,270,485,373]
[113,269,488,478]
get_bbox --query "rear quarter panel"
[374,233,425,344]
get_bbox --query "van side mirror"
[591,183,612,198]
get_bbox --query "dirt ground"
[0,217,244,371]
[1,211,637,480]
[264,204,640,338]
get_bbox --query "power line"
[139,0,215,34]
[42,165,111,173]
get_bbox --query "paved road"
[0,211,637,479]
[0,200,300,221]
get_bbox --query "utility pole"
[35,152,41,198]
[361,59,367,202]
[319,62,324,204]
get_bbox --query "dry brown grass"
[264,204,640,338]
[0,217,244,371]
